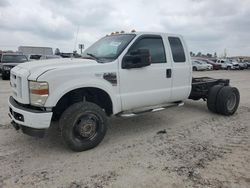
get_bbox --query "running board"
[118,102,184,117]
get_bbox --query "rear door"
[168,36,192,101]
[119,35,172,111]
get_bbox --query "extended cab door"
[168,36,192,101]
[119,35,172,111]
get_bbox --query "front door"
[119,35,172,111]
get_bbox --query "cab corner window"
[129,37,166,64]
[168,37,186,63]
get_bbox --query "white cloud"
[0,0,249,55]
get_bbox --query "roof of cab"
[107,31,183,38]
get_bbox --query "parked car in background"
[244,61,250,68]
[196,58,221,70]
[28,54,61,61]
[0,53,28,80]
[192,59,213,71]
[27,54,41,61]
[237,61,248,70]
[216,59,239,70]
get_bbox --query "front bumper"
[8,96,53,137]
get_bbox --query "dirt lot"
[0,70,250,188]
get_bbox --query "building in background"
[18,46,53,56]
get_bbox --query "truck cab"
[8,32,240,151]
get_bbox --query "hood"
[15,58,99,80]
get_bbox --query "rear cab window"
[168,37,186,63]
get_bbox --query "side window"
[0,54,2,62]
[168,37,186,63]
[129,37,166,63]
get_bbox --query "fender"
[44,77,121,114]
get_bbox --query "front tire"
[59,102,108,152]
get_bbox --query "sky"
[0,0,250,56]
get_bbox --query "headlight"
[3,66,11,70]
[29,81,49,106]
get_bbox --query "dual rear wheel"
[207,85,240,116]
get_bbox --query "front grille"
[10,73,22,98]
[10,67,30,104]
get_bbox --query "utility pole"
[79,44,84,54]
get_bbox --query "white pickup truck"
[8,32,240,151]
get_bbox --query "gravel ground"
[0,70,250,188]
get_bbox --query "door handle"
[166,69,172,78]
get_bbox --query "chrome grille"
[10,67,30,104]
[10,73,22,98]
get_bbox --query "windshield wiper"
[87,53,103,63]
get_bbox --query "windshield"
[82,34,136,63]
[2,55,28,63]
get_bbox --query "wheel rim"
[227,93,237,111]
[73,113,99,141]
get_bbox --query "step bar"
[117,101,184,117]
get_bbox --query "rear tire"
[216,86,240,116]
[207,85,224,113]
[60,102,108,152]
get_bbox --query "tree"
[206,53,212,58]
[196,52,202,57]
[190,51,195,57]
[55,48,60,55]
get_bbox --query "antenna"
[74,25,79,52]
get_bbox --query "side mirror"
[122,49,151,69]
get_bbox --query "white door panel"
[171,64,192,101]
[119,64,171,111]
[119,35,172,111]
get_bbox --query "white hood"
[14,58,99,80]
